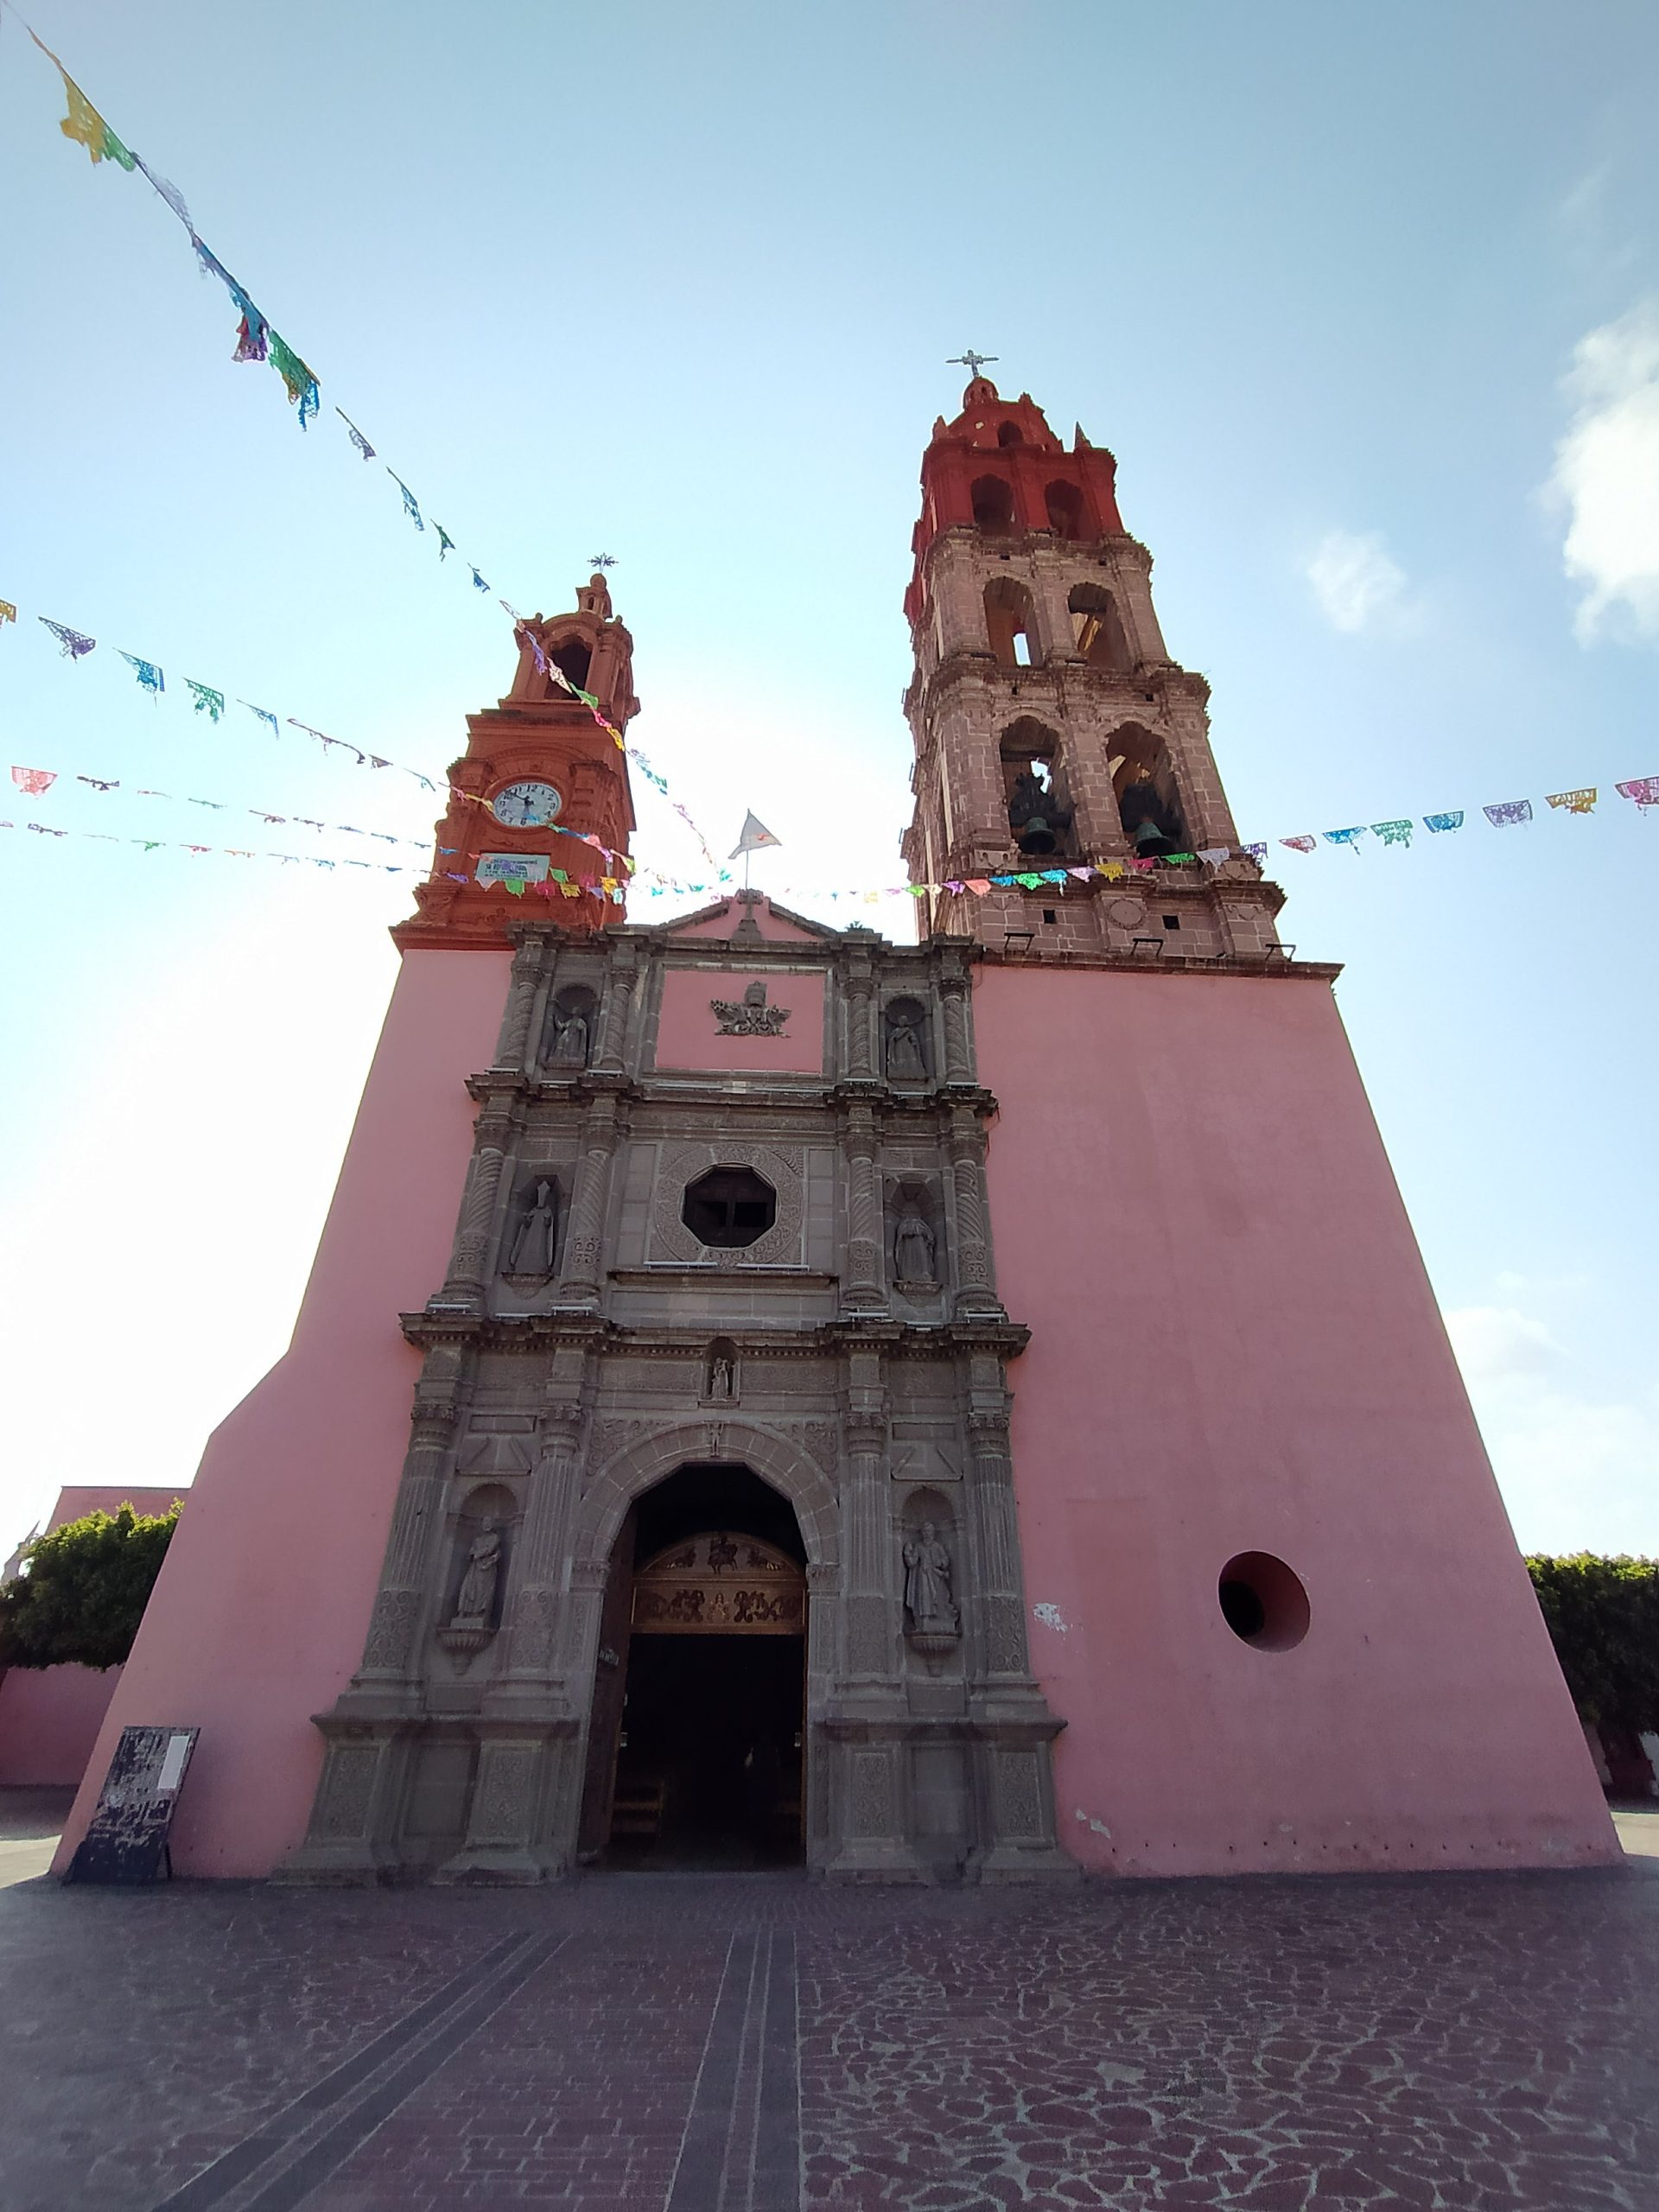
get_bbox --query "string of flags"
[7,3,714,866]
[0,593,688,867]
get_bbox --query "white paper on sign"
[157,1732,192,1794]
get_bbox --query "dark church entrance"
[580,1465,807,1870]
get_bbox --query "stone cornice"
[400,1311,1030,1361]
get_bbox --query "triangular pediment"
[658,895,840,944]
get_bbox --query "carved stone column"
[496,926,551,1071]
[590,943,639,1074]
[964,1408,1033,1681]
[353,1381,461,1688]
[843,958,876,1082]
[840,1407,893,1684]
[555,1093,624,1306]
[946,1107,1001,1318]
[841,1102,886,1313]
[495,1399,585,1693]
[437,1098,517,1309]
[938,963,976,1085]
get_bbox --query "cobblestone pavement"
[1,1861,1656,2212]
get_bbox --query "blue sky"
[3,0,1656,1560]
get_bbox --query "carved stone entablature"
[711,981,790,1036]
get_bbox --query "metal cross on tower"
[588,553,617,570]
[947,350,998,378]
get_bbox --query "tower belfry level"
[53,385,1618,1886]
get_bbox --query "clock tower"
[397,573,639,949]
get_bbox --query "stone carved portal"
[582,1469,807,1871]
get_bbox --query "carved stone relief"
[711,980,790,1036]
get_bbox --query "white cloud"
[1446,1301,1659,1556]
[1445,1304,1565,1385]
[1549,299,1659,641]
[1305,529,1407,632]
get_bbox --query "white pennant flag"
[729,810,782,858]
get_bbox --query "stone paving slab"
[0,1863,1656,2211]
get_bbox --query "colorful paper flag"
[40,618,95,658]
[1323,827,1367,851]
[1281,836,1317,854]
[11,766,56,795]
[1371,819,1413,847]
[186,680,225,721]
[389,473,423,531]
[267,332,320,428]
[336,410,376,461]
[1424,811,1464,833]
[116,651,164,696]
[1615,777,1659,810]
[1483,800,1533,828]
[0,601,16,627]
[1546,788,1597,815]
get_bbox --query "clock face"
[491,779,563,828]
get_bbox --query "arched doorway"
[581,1465,807,1869]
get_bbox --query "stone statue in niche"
[711,980,790,1036]
[902,1522,958,1638]
[549,1003,591,1067]
[505,1179,559,1276]
[451,1519,504,1628]
[885,1006,928,1082]
[709,1352,734,1400]
[893,1205,938,1287]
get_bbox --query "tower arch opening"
[1045,481,1085,540]
[970,474,1015,535]
[1069,582,1132,671]
[580,1464,807,1870]
[550,636,593,692]
[1001,716,1076,856]
[996,422,1024,448]
[983,576,1038,669]
[1110,722,1190,856]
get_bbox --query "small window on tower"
[682,1166,777,1249]
[997,422,1024,447]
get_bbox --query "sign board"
[66,1725,199,1885]
[476,852,550,886]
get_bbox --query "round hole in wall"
[1217,1552,1309,1651]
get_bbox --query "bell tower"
[901,378,1285,961]
[397,573,640,950]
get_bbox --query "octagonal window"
[683,1166,776,1249]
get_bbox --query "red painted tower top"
[904,378,1126,630]
[395,575,639,951]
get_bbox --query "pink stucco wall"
[975,963,1618,1876]
[0,1663,123,1787]
[655,968,826,1077]
[0,1490,181,1789]
[54,948,512,1878]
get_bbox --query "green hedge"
[1527,1554,1659,1733]
[0,1501,182,1672]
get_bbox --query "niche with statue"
[885,1179,944,1300]
[500,1173,563,1281]
[435,1481,518,1671]
[702,1336,741,1405]
[542,984,598,1071]
[900,1488,962,1661]
[882,997,932,1085]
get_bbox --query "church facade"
[54,380,1617,1883]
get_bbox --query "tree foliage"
[0,1502,181,1671]
[1527,1554,1659,1732]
